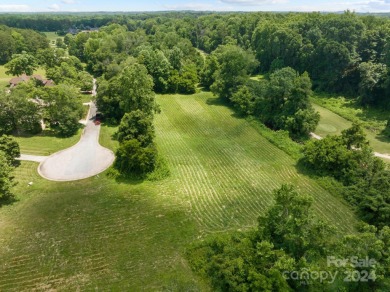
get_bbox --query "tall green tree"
[0,135,20,166]
[114,139,157,175]
[118,61,155,115]
[0,86,42,135]
[41,84,83,137]
[0,151,15,203]
[262,68,319,139]
[5,52,38,76]
[211,45,258,101]
[115,110,155,146]
[259,184,333,260]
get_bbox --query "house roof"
[9,74,55,87]
[9,74,30,85]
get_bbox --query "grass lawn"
[13,129,82,156]
[0,65,10,89]
[44,32,63,47]
[0,65,47,84]
[250,74,265,81]
[312,99,390,155]
[0,92,358,290]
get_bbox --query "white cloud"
[219,0,288,5]
[61,0,76,4]
[363,0,390,11]
[163,3,217,10]
[0,4,30,12]
[48,4,61,11]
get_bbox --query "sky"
[0,0,390,13]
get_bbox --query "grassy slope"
[44,32,63,48]
[0,65,47,91]
[0,126,207,291]
[13,130,82,156]
[312,101,390,155]
[0,92,357,290]
[155,92,356,232]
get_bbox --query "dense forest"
[1,11,390,108]
[0,11,389,291]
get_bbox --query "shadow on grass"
[105,167,145,185]
[206,96,229,107]
[376,133,390,143]
[13,126,82,139]
[114,174,146,185]
[0,195,18,208]
[294,158,330,181]
[295,158,316,177]
[206,97,245,119]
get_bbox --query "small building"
[9,74,55,88]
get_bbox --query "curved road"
[37,101,115,181]
[310,132,390,160]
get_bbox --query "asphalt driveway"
[38,102,115,181]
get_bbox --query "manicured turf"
[155,92,356,233]
[313,101,390,155]
[313,103,352,136]
[44,32,64,47]
[0,65,47,89]
[13,129,82,156]
[0,92,357,290]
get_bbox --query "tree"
[0,135,20,165]
[284,108,320,140]
[211,45,258,101]
[41,84,83,137]
[341,122,368,149]
[230,80,266,116]
[258,184,333,260]
[384,119,390,137]
[262,68,319,139]
[0,151,14,203]
[252,23,303,72]
[0,30,15,64]
[46,62,78,84]
[137,48,171,93]
[0,86,42,135]
[118,62,155,115]
[95,77,125,124]
[56,38,66,49]
[114,139,157,175]
[77,71,94,91]
[176,62,199,94]
[200,54,218,90]
[115,110,155,146]
[4,52,38,76]
[358,61,387,106]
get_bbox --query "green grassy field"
[0,92,358,290]
[156,92,356,232]
[312,101,390,155]
[13,129,82,156]
[0,65,47,90]
[44,32,63,47]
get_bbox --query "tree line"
[3,11,390,106]
[0,25,48,64]
[0,135,20,205]
[188,184,390,291]
[302,123,390,229]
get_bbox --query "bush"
[0,151,15,203]
[114,139,157,175]
[0,135,20,165]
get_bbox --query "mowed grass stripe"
[196,94,354,231]
[155,93,357,233]
[156,109,224,229]
[0,162,203,290]
[164,97,272,228]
